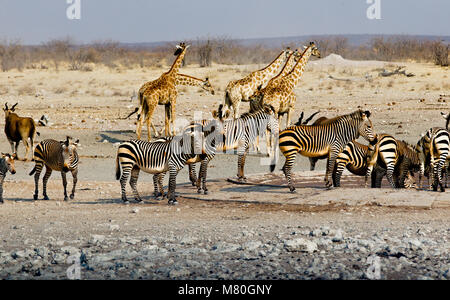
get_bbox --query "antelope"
[3,102,39,161]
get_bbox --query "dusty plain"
[0,55,449,279]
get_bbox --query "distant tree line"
[0,35,448,72]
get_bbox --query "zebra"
[152,113,230,196]
[366,136,420,189]
[277,110,374,192]
[333,141,370,187]
[218,104,279,182]
[115,112,226,205]
[29,137,80,201]
[416,127,450,192]
[0,153,17,204]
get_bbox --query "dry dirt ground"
[0,55,449,280]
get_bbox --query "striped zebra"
[0,153,16,204]
[152,113,230,196]
[29,137,80,201]
[219,104,279,182]
[115,113,226,205]
[272,110,374,192]
[366,136,420,189]
[333,141,370,187]
[277,110,374,192]
[416,127,450,192]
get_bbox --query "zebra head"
[1,153,16,175]
[61,136,79,172]
[357,110,375,142]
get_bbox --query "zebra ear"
[1,153,6,158]
[223,110,231,119]
[212,110,219,119]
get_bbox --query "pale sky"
[0,0,449,45]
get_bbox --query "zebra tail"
[115,154,121,180]
[29,166,36,176]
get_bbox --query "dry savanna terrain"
[0,54,449,280]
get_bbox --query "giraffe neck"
[257,50,287,82]
[167,48,187,77]
[268,52,296,86]
[283,48,313,89]
[175,74,204,87]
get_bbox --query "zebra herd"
[0,103,449,205]
[115,106,449,205]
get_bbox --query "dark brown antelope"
[3,102,39,161]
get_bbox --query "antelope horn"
[11,103,18,110]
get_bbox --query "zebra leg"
[324,152,338,188]
[197,160,209,195]
[282,154,297,193]
[435,156,446,192]
[385,162,396,189]
[61,171,69,201]
[0,175,4,203]
[119,165,132,204]
[167,165,178,205]
[188,164,197,186]
[42,166,52,200]
[237,148,250,182]
[153,173,164,199]
[309,157,318,171]
[70,168,78,199]
[333,161,346,188]
[33,162,44,200]
[129,166,142,202]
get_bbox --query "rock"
[242,240,262,251]
[169,268,191,278]
[109,224,120,231]
[89,235,105,245]
[284,238,318,253]
[60,246,80,256]
[212,242,240,253]
[407,238,422,251]
[332,229,344,242]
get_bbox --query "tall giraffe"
[128,74,215,130]
[249,42,321,128]
[224,48,293,119]
[137,43,189,140]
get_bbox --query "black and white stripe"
[116,118,225,205]
[0,153,16,203]
[416,127,450,192]
[29,137,79,201]
[277,110,374,191]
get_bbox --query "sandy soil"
[0,55,449,279]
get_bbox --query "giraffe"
[128,73,214,127]
[249,42,321,129]
[175,74,215,95]
[224,48,293,119]
[136,43,189,140]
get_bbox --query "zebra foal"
[29,137,80,201]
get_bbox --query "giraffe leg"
[170,101,176,136]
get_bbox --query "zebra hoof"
[197,189,202,194]
[203,190,209,195]
[43,195,49,201]
[0,200,3,204]
[64,196,69,201]
[33,194,38,200]
[70,194,75,200]
[289,187,296,193]
[168,199,178,206]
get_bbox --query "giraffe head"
[202,78,215,95]
[174,42,190,56]
[284,47,294,59]
[305,42,321,58]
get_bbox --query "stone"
[284,238,318,253]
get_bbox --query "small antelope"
[29,137,80,201]
[0,153,17,204]
[3,102,39,161]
